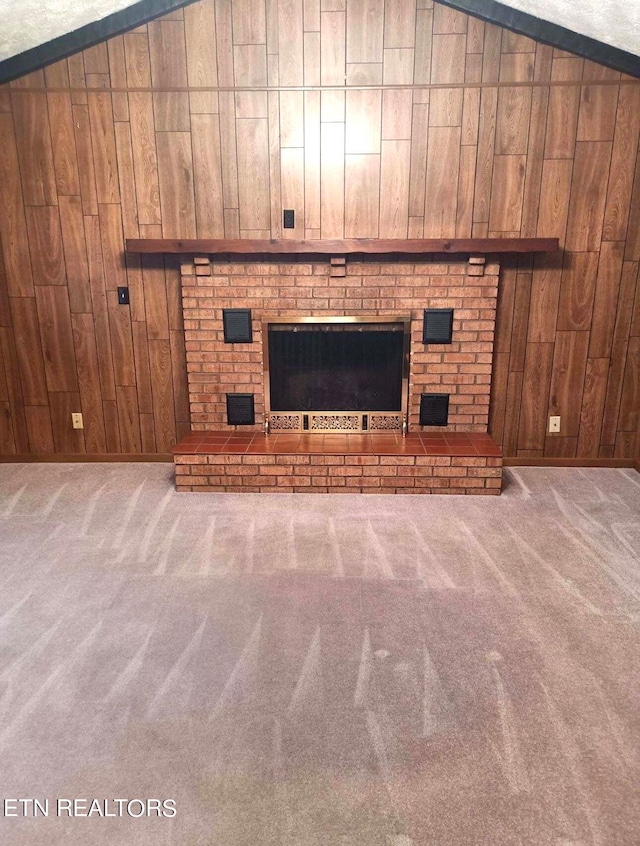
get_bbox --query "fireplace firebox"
[263,316,410,433]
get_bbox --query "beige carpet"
[0,463,639,845]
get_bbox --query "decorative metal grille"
[369,414,403,430]
[269,414,302,431]
[310,414,360,431]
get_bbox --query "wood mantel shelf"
[125,237,559,256]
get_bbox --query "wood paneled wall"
[0,0,639,459]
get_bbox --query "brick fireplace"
[171,253,503,494]
[180,255,499,432]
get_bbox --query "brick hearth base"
[173,432,502,494]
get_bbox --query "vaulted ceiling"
[0,0,638,79]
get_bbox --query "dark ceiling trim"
[0,0,200,85]
[438,0,640,78]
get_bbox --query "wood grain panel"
[603,86,640,242]
[236,120,271,231]
[218,91,240,209]
[496,85,531,156]
[576,85,618,142]
[47,93,80,196]
[304,91,321,231]
[44,59,70,88]
[281,148,305,238]
[424,127,460,237]
[149,339,176,451]
[557,251,599,332]
[536,158,572,242]
[320,10,346,85]
[107,35,129,122]
[87,92,120,204]
[127,93,161,225]
[618,336,640,433]
[489,155,526,233]
[455,143,476,237]
[278,0,304,84]
[84,215,116,402]
[191,113,225,238]
[98,203,127,291]
[414,8,433,86]
[73,104,99,216]
[108,290,136,387]
[379,139,410,237]
[114,121,139,238]
[345,155,380,237]
[71,312,107,452]
[346,0,384,63]
[601,262,638,446]
[320,122,345,238]
[34,286,78,393]
[116,385,142,452]
[520,84,548,237]
[185,1,218,113]
[24,406,54,453]
[473,87,497,225]
[549,331,589,437]
[502,369,524,456]
[141,256,170,341]
[589,241,625,358]
[517,342,554,449]
[49,391,85,453]
[565,141,613,252]
[170,329,190,428]
[0,327,28,452]
[156,132,197,238]
[12,93,57,206]
[9,297,48,405]
[346,89,382,153]
[384,0,416,48]
[132,320,153,414]
[544,61,582,159]
[25,207,66,286]
[58,198,92,314]
[577,357,609,456]
[510,270,532,371]
[0,115,34,297]
[149,20,190,132]
[280,91,304,146]
[233,0,266,44]
[408,102,428,219]
[527,253,562,343]
[124,32,152,87]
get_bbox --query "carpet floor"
[0,463,639,845]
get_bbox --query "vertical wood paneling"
[156,132,197,238]
[0,114,35,296]
[345,155,380,237]
[12,93,58,206]
[34,286,78,392]
[0,0,638,462]
[8,297,48,404]
[47,93,81,196]
[25,206,67,286]
[548,331,589,437]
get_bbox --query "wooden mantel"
[125,237,559,256]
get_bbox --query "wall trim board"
[0,0,200,85]
[0,454,173,463]
[503,457,635,468]
[438,0,640,78]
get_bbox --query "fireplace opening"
[263,316,410,432]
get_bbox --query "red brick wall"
[180,257,500,432]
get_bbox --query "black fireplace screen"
[267,321,406,412]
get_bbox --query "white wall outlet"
[71,412,84,429]
[548,415,561,433]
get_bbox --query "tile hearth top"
[174,431,502,458]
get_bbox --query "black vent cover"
[223,308,252,343]
[226,393,255,425]
[419,393,449,426]
[423,308,454,344]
